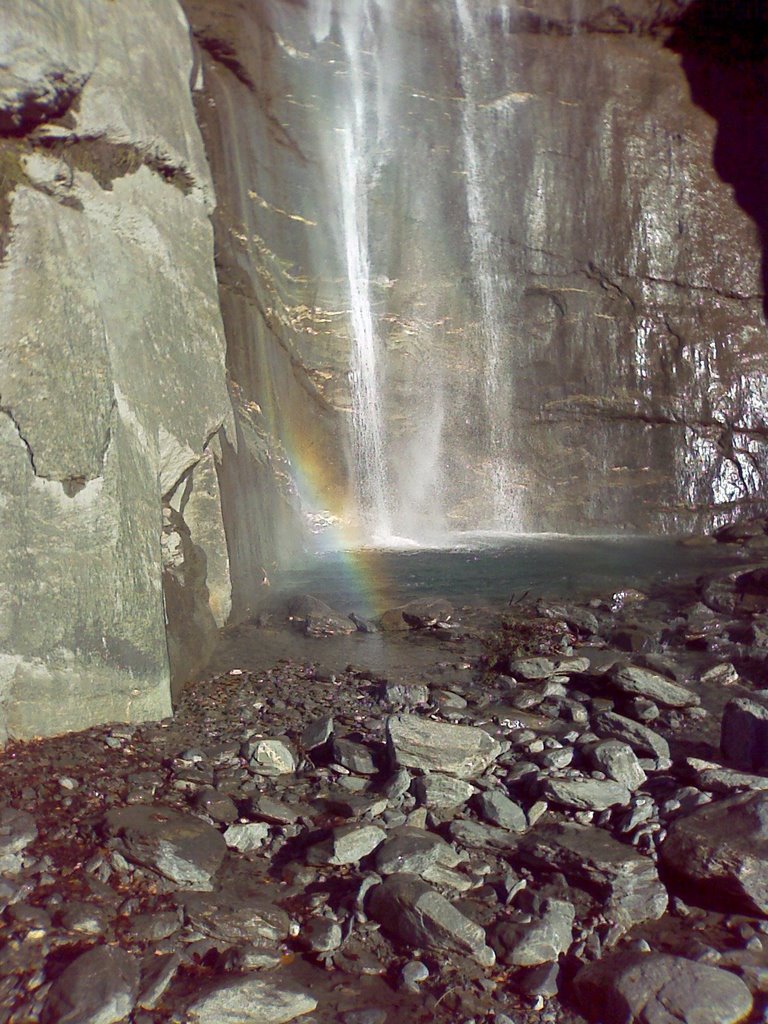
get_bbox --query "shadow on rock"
[667,0,768,317]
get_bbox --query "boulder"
[661,791,768,915]
[367,873,495,966]
[103,804,226,890]
[574,951,752,1024]
[387,714,502,778]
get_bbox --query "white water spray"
[455,0,519,529]
[332,3,393,539]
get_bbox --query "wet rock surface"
[5,546,768,1023]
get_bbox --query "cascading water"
[455,0,520,530]
[313,3,393,540]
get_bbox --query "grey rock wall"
[0,0,233,739]
[182,0,768,538]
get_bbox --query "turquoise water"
[274,534,747,616]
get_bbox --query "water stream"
[329,3,393,540]
[455,0,520,530]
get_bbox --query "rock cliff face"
[183,0,768,539]
[0,0,234,738]
[2,0,767,739]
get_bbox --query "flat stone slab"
[661,791,768,915]
[368,872,495,966]
[176,889,291,944]
[541,777,631,812]
[387,714,502,778]
[186,976,317,1024]
[574,951,752,1024]
[103,804,226,890]
[610,664,700,707]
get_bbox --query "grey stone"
[0,806,37,874]
[244,738,296,776]
[288,595,357,637]
[587,740,647,790]
[574,951,752,1024]
[301,715,334,750]
[333,737,378,775]
[387,714,502,778]
[304,917,343,952]
[177,890,291,944]
[684,757,768,795]
[223,822,270,852]
[382,767,412,802]
[661,791,768,915]
[137,952,182,1011]
[383,680,430,706]
[400,959,430,991]
[541,777,631,812]
[610,664,700,707]
[413,773,477,809]
[517,823,668,929]
[42,945,139,1024]
[592,711,670,760]
[186,976,317,1023]
[103,804,226,890]
[307,824,386,866]
[448,820,522,851]
[492,898,575,966]
[508,657,558,680]
[475,790,528,831]
[368,873,495,966]
[375,827,460,875]
[721,697,768,770]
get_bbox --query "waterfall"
[331,3,393,540]
[455,0,519,530]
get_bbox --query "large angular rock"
[368,873,495,966]
[42,946,139,1024]
[516,823,667,929]
[574,951,752,1024]
[103,805,226,890]
[586,740,647,790]
[374,827,460,875]
[660,791,768,915]
[541,778,631,812]
[721,697,768,770]
[176,890,291,944]
[387,715,502,778]
[592,711,670,760]
[307,824,386,866]
[0,0,231,741]
[492,898,575,967]
[610,664,700,707]
[186,976,317,1024]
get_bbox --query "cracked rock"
[387,714,502,778]
[368,872,495,966]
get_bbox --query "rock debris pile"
[3,530,768,1023]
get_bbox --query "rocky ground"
[5,523,768,1024]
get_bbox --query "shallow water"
[275,533,747,617]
